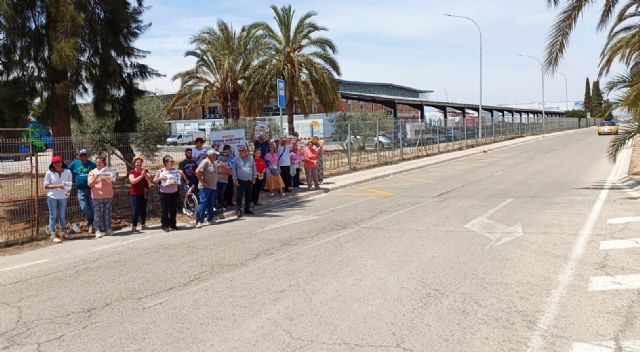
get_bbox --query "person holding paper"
[87,156,115,238]
[154,155,183,232]
[43,155,73,242]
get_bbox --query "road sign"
[277,79,286,108]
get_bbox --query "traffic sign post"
[277,79,285,134]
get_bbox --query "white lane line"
[607,216,640,225]
[589,274,640,291]
[572,340,640,351]
[600,238,640,250]
[92,237,150,251]
[143,197,438,309]
[0,259,49,272]
[525,146,630,352]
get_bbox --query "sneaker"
[207,219,216,225]
[95,230,103,239]
[88,225,95,234]
[170,226,180,231]
[281,192,286,197]
[195,222,203,229]
[244,209,255,215]
[105,230,113,236]
[51,236,62,243]
[162,227,170,232]
[270,192,275,197]
[131,226,138,233]
[141,224,149,230]
[236,210,243,218]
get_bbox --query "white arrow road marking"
[600,238,640,250]
[263,215,319,231]
[607,216,640,225]
[589,274,640,291]
[572,340,640,352]
[464,198,523,248]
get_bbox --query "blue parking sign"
[277,79,286,108]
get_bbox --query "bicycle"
[182,185,199,219]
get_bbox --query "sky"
[137,0,611,108]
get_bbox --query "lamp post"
[444,13,482,140]
[557,71,568,111]
[518,54,546,133]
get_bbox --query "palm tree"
[544,0,640,161]
[169,20,262,123]
[246,4,341,132]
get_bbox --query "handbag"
[270,167,280,176]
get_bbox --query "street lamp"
[557,71,568,111]
[444,13,482,140]
[518,54,546,132]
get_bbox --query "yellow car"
[598,121,618,135]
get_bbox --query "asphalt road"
[1,128,638,352]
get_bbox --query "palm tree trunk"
[286,82,295,133]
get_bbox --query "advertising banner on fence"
[210,129,246,152]
[254,122,270,139]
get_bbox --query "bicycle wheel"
[183,193,198,219]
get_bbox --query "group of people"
[43,135,324,242]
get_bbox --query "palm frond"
[608,122,639,162]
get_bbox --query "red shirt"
[254,157,266,175]
[129,169,149,196]
[304,147,318,168]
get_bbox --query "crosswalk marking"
[572,340,640,351]
[588,274,640,291]
[607,216,640,225]
[600,238,640,250]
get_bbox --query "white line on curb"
[525,146,629,352]
[589,274,640,291]
[0,259,49,273]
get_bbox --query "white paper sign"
[254,122,270,139]
[160,169,181,187]
[211,129,245,148]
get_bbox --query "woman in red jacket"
[251,149,267,206]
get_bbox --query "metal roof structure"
[339,91,565,118]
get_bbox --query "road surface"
[1,128,638,352]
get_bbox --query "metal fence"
[0,117,598,246]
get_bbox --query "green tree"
[591,80,604,117]
[0,0,159,158]
[544,0,640,161]
[246,4,341,132]
[169,20,263,124]
[584,78,592,115]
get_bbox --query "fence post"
[34,145,39,237]
[399,120,404,161]
[347,121,352,170]
[376,119,380,165]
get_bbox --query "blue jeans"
[216,182,228,210]
[197,188,217,223]
[47,197,67,234]
[77,188,94,225]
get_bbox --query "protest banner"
[211,129,246,154]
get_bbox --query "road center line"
[143,197,438,309]
[525,146,629,352]
[0,259,49,273]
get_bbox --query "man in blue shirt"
[232,146,256,217]
[67,149,96,233]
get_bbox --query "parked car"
[166,131,206,145]
[598,120,618,135]
[343,134,366,151]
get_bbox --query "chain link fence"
[0,116,598,246]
